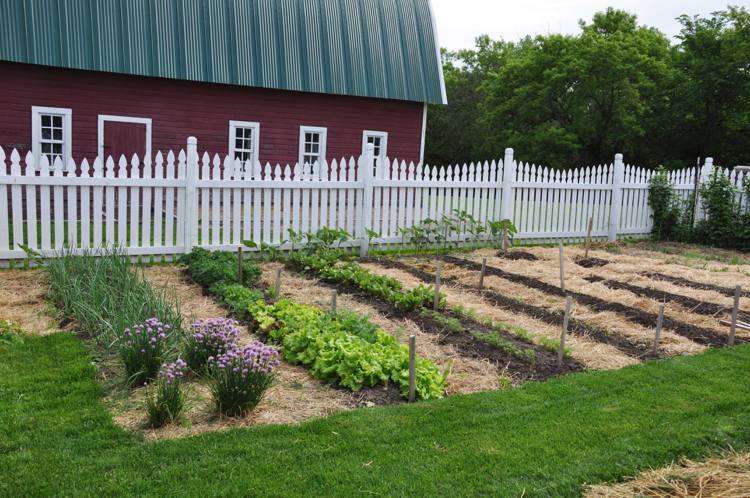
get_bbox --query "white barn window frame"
[31,106,72,168]
[362,130,388,169]
[298,125,328,168]
[228,120,261,170]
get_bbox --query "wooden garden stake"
[408,335,416,403]
[558,242,566,292]
[584,217,593,259]
[434,260,442,311]
[330,290,337,314]
[478,257,487,289]
[274,267,282,299]
[729,285,741,346]
[502,228,509,253]
[557,296,572,368]
[653,304,664,356]
[237,246,243,284]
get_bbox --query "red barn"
[0,0,446,168]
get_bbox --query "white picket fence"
[0,137,728,262]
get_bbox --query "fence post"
[500,148,516,222]
[183,137,199,253]
[358,143,375,257]
[608,153,625,241]
[695,157,713,222]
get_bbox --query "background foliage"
[426,6,750,170]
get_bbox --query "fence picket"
[0,140,720,261]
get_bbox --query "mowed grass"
[2,334,750,497]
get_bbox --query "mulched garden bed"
[374,258,654,359]
[444,255,739,348]
[497,250,539,261]
[585,275,749,320]
[285,262,584,382]
[183,268,400,408]
[643,271,750,299]
[575,257,609,268]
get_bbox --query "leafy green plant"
[648,167,685,241]
[488,219,518,249]
[0,319,25,346]
[182,248,262,288]
[212,284,264,321]
[249,299,446,399]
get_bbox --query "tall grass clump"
[46,246,182,348]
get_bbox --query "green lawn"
[2,333,749,497]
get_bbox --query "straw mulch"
[102,265,356,442]
[0,269,59,335]
[585,451,750,498]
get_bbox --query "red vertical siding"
[0,61,424,166]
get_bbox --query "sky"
[431,0,737,51]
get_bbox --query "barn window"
[298,126,328,169]
[32,106,72,168]
[229,121,260,171]
[362,130,388,171]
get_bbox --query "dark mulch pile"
[346,384,404,407]
[498,250,538,261]
[575,257,609,268]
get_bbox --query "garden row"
[46,247,280,426]
[182,247,447,400]
[279,241,582,380]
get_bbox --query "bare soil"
[575,257,609,268]
[445,255,734,348]
[498,250,538,261]
[585,275,749,320]
[357,260,639,371]
[372,257,653,359]
[644,271,750,299]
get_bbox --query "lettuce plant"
[145,359,187,428]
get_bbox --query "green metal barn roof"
[0,0,447,104]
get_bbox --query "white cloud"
[431,0,733,50]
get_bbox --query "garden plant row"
[282,246,583,380]
[46,247,281,426]
[181,248,446,400]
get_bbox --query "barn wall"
[0,61,424,166]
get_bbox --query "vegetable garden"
[2,215,750,494]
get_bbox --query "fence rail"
[0,136,730,262]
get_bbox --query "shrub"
[182,247,262,289]
[183,318,241,374]
[46,246,182,348]
[208,342,280,416]
[121,318,172,386]
[696,169,739,248]
[648,167,684,241]
[145,359,187,428]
